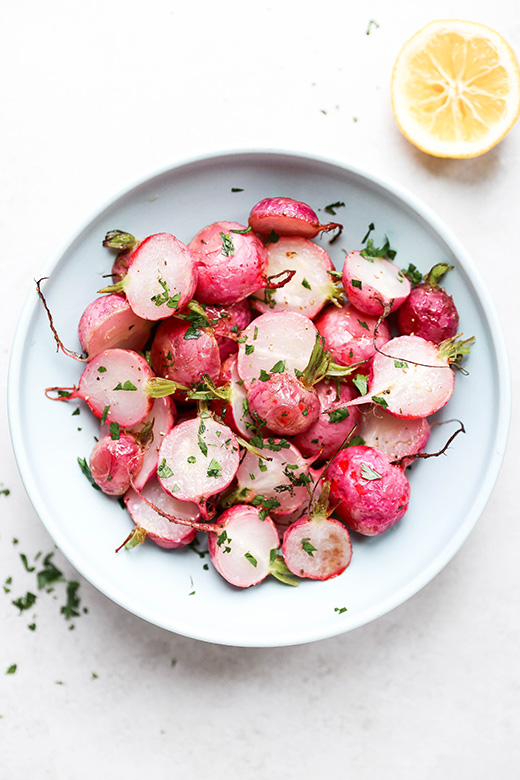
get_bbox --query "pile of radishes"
[42,196,473,589]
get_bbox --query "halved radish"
[124,478,199,548]
[237,311,318,389]
[78,294,153,358]
[46,349,184,426]
[227,438,313,517]
[99,233,197,320]
[157,415,240,519]
[250,237,342,318]
[345,335,473,419]
[282,483,352,580]
[204,299,254,361]
[358,405,431,461]
[208,505,281,588]
[188,222,267,305]
[342,251,411,315]
[248,197,342,239]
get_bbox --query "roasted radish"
[342,251,411,315]
[397,263,459,343]
[248,197,342,239]
[250,237,342,318]
[188,222,267,305]
[327,445,410,536]
[124,478,199,548]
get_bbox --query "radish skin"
[90,433,143,496]
[315,303,391,367]
[189,222,268,305]
[78,294,153,358]
[248,197,342,239]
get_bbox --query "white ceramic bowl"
[8,150,510,647]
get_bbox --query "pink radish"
[237,311,318,389]
[101,397,176,490]
[315,302,391,367]
[327,445,410,536]
[99,233,197,320]
[342,251,411,316]
[246,371,320,436]
[157,414,240,519]
[89,433,144,496]
[397,263,459,343]
[204,299,254,361]
[292,378,362,461]
[78,294,153,358]
[282,483,352,580]
[250,237,343,318]
[358,405,430,461]
[195,357,256,439]
[46,349,184,426]
[124,478,199,548]
[150,317,221,394]
[345,334,474,419]
[188,222,267,305]
[248,197,342,239]
[208,505,283,588]
[226,438,313,517]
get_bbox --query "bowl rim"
[7,148,512,646]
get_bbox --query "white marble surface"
[1,1,518,777]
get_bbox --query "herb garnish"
[360,463,383,481]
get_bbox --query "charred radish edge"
[36,278,88,362]
[390,419,465,468]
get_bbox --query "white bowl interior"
[8,151,510,646]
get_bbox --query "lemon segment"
[391,20,520,158]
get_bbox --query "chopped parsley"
[334,607,348,614]
[402,263,423,285]
[270,359,286,373]
[351,279,362,289]
[206,458,222,478]
[6,664,17,675]
[360,463,383,481]
[302,538,317,557]
[157,459,174,479]
[372,396,389,410]
[109,422,120,440]
[100,405,110,425]
[352,374,368,395]
[244,552,258,567]
[327,407,350,423]
[12,592,37,613]
[301,278,312,290]
[220,232,235,257]
[77,457,101,490]
[60,581,81,620]
[113,380,137,391]
[324,201,345,216]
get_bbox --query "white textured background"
[1,1,518,778]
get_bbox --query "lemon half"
[391,20,520,158]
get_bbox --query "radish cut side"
[358,405,431,460]
[79,349,154,425]
[157,417,240,511]
[283,515,352,580]
[234,439,312,517]
[342,251,411,315]
[124,479,199,548]
[346,335,455,419]
[251,237,338,318]
[237,311,318,389]
[123,233,197,321]
[208,505,280,588]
